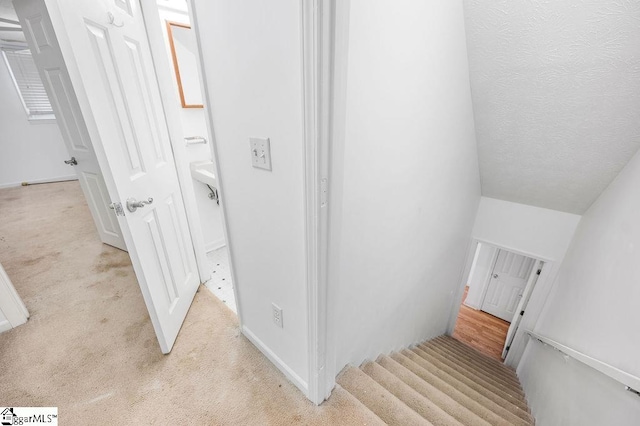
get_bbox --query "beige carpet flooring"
[0,181,382,425]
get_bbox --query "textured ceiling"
[464,0,640,214]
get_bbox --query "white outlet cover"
[250,137,272,171]
[272,303,283,328]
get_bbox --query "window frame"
[1,48,56,124]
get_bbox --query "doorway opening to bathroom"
[144,0,236,314]
[452,242,544,361]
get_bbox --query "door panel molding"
[27,0,200,353]
[481,249,535,321]
[84,20,146,176]
[15,0,127,251]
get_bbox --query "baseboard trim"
[0,320,12,334]
[242,325,309,397]
[205,238,226,253]
[463,301,480,310]
[0,175,78,189]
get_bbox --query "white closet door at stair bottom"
[481,250,534,322]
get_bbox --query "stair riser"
[439,336,511,366]
[433,338,519,382]
[434,338,521,383]
[334,385,388,426]
[413,348,528,411]
[379,356,515,426]
[396,352,532,425]
[403,350,532,422]
[437,337,517,377]
[420,344,524,396]
[363,362,465,426]
[337,367,432,426]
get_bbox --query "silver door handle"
[64,157,78,166]
[126,197,153,212]
[493,274,499,278]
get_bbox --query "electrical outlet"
[250,137,272,171]
[272,303,283,328]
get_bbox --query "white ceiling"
[0,0,25,47]
[464,0,640,214]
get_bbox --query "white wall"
[0,55,74,188]
[156,2,224,251]
[191,0,309,390]
[328,0,481,378]
[464,242,496,309]
[472,197,581,261]
[517,148,640,425]
[465,197,581,366]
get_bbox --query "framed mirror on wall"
[166,21,203,109]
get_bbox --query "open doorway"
[452,242,544,361]
[6,0,226,354]
[0,0,126,337]
[143,0,235,314]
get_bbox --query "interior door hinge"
[320,177,328,207]
[109,201,125,217]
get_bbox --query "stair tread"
[432,338,521,384]
[378,355,508,426]
[417,344,526,398]
[437,336,518,375]
[335,335,534,426]
[362,361,465,426]
[411,347,529,410]
[394,351,533,426]
[338,366,434,426]
[332,385,389,426]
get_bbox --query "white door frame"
[502,259,544,359]
[0,262,29,333]
[300,0,333,405]
[447,237,556,367]
[188,0,334,405]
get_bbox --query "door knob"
[64,157,78,166]
[126,197,153,212]
[493,274,499,279]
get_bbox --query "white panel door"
[14,0,126,252]
[481,250,534,322]
[41,0,200,353]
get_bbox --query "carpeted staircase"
[336,335,534,425]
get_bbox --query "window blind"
[3,49,54,117]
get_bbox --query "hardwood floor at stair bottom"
[453,287,510,360]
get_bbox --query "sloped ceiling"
[0,0,25,48]
[464,0,640,214]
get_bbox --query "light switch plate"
[250,137,272,171]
